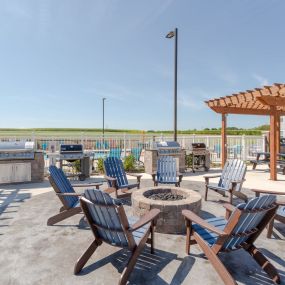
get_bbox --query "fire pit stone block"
[132,186,202,234]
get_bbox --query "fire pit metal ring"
[132,186,202,234]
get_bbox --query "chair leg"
[185,220,192,255]
[119,231,150,285]
[229,191,233,205]
[47,207,81,226]
[267,217,274,238]
[246,245,280,284]
[194,233,237,285]
[205,186,208,201]
[150,223,154,254]
[74,239,101,274]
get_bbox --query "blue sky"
[0,0,284,130]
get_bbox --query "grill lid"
[0,141,35,151]
[60,144,83,153]
[191,143,206,149]
[155,141,180,148]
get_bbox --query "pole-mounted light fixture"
[166,28,178,142]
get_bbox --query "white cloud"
[252,73,269,86]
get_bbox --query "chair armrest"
[57,193,81,196]
[223,203,236,212]
[127,173,142,178]
[277,201,285,206]
[204,174,221,179]
[130,209,160,231]
[127,173,142,183]
[231,179,245,184]
[223,203,236,219]
[104,175,116,181]
[71,182,103,188]
[204,174,221,185]
[182,209,227,236]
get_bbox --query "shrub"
[185,154,193,169]
[97,158,105,173]
[124,154,136,171]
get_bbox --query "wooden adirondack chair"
[47,165,102,225]
[182,195,280,285]
[103,157,142,197]
[204,159,247,204]
[152,156,183,187]
[74,189,160,285]
[267,203,285,238]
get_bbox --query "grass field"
[0,128,265,137]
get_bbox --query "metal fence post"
[262,134,266,152]
[124,133,126,158]
[241,135,246,160]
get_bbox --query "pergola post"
[276,115,280,154]
[221,113,227,167]
[270,107,277,180]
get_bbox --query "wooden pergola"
[205,83,285,180]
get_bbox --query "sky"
[0,0,284,130]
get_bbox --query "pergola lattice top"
[205,83,285,115]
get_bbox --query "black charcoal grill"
[187,143,210,172]
[59,144,92,180]
[59,144,84,162]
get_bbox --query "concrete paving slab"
[0,175,284,285]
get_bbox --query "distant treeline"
[0,125,270,136]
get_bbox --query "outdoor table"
[251,188,285,197]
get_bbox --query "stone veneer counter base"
[132,186,202,234]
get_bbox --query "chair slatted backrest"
[131,147,142,162]
[221,195,276,251]
[218,159,246,191]
[157,156,177,183]
[108,148,122,159]
[83,189,134,248]
[49,165,78,208]
[104,157,128,188]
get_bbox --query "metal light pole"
[102,98,106,146]
[166,28,178,142]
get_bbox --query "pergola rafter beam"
[205,83,285,181]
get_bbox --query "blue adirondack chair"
[74,189,160,285]
[103,157,142,197]
[183,195,280,285]
[47,165,102,225]
[108,147,122,159]
[152,156,183,187]
[204,159,247,204]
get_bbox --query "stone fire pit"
[132,186,202,234]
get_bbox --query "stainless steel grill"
[154,141,181,156]
[0,141,35,160]
[0,141,44,184]
[144,141,185,174]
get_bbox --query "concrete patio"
[0,166,285,285]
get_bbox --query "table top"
[251,188,285,195]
